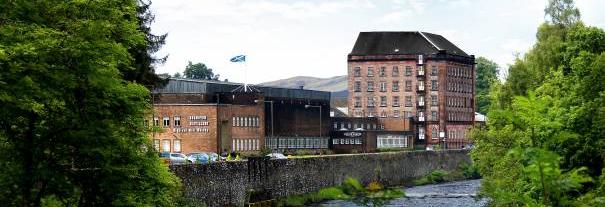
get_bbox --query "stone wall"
[170,150,471,207]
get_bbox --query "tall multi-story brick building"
[347,31,475,149]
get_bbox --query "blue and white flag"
[230,55,246,62]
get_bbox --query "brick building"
[151,78,330,154]
[329,117,414,153]
[347,31,475,149]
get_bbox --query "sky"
[150,0,605,84]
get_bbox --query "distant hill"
[259,75,348,107]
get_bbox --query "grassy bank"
[411,163,481,186]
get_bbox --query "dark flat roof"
[153,78,330,101]
[349,31,469,57]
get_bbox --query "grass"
[276,187,350,206]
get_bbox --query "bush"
[413,170,450,185]
[460,163,481,179]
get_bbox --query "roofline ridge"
[418,31,442,51]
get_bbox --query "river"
[311,179,489,207]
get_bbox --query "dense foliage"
[475,57,499,114]
[0,0,180,206]
[471,0,605,206]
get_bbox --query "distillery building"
[151,78,330,154]
[347,31,475,149]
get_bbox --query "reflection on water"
[312,179,489,207]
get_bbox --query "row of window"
[447,66,472,79]
[447,112,473,122]
[377,135,411,148]
[333,122,384,130]
[447,96,472,108]
[354,95,439,108]
[264,137,330,149]
[332,138,362,145]
[447,81,473,93]
[353,110,415,118]
[350,109,441,120]
[232,138,260,151]
[353,80,438,92]
[153,116,182,128]
[232,116,260,128]
[154,139,181,153]
[353,65,439,77]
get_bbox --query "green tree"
[173,72,182,78]
[545,0,581,27]
[0,1,180,206]
[125,0,169,88]
[475,57,499,114]
[472,0,605,205]
[183,61,220,80]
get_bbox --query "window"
[354,81,361,92]
[354,97,361,108]
[367,67,374,76]
[418,80,424,91]
[394,110,400,117]
[153,139,160,151]
[418,96,425,106]
[405,66,412,76]
[162,139,170,152]
[173,140,181,152]
[392,96,400,107]
[431,95,438,106]
[379,82,387,92]
[379,67,386,77]
[405,96,412,107]
[417,65,424,75]
[392,66,399,76]
[153,117,159,126]
[163,117,170,128]
[381,111,387,117]
[431,66,438,76]
[405,80,412,91]
[367,97,375,107]
[354,67,361,77]
[332,138,338,145]
[431,111,438,121]
[367,81,374,92]
[431,125,438,139]
[380,96,387,107]
[392,81,399,91]
[174,116,181,127]
[431,80,438,91]
[232,117,236,126]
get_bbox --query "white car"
[160,152,189,164]
[266,153,287,159]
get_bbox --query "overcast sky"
[150,0,605,84]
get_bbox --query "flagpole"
[244,57,248,92]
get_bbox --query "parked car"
[266,153,287,159]
[187,152,220,163]
[186,152,210,164]
[159,152,190,164]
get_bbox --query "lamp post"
[305,104,322,139]
[255,100,275,149]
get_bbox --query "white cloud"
[150,0,605,84]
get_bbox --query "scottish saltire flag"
[230,55,246,62]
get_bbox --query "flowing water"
[311,179,489,207]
